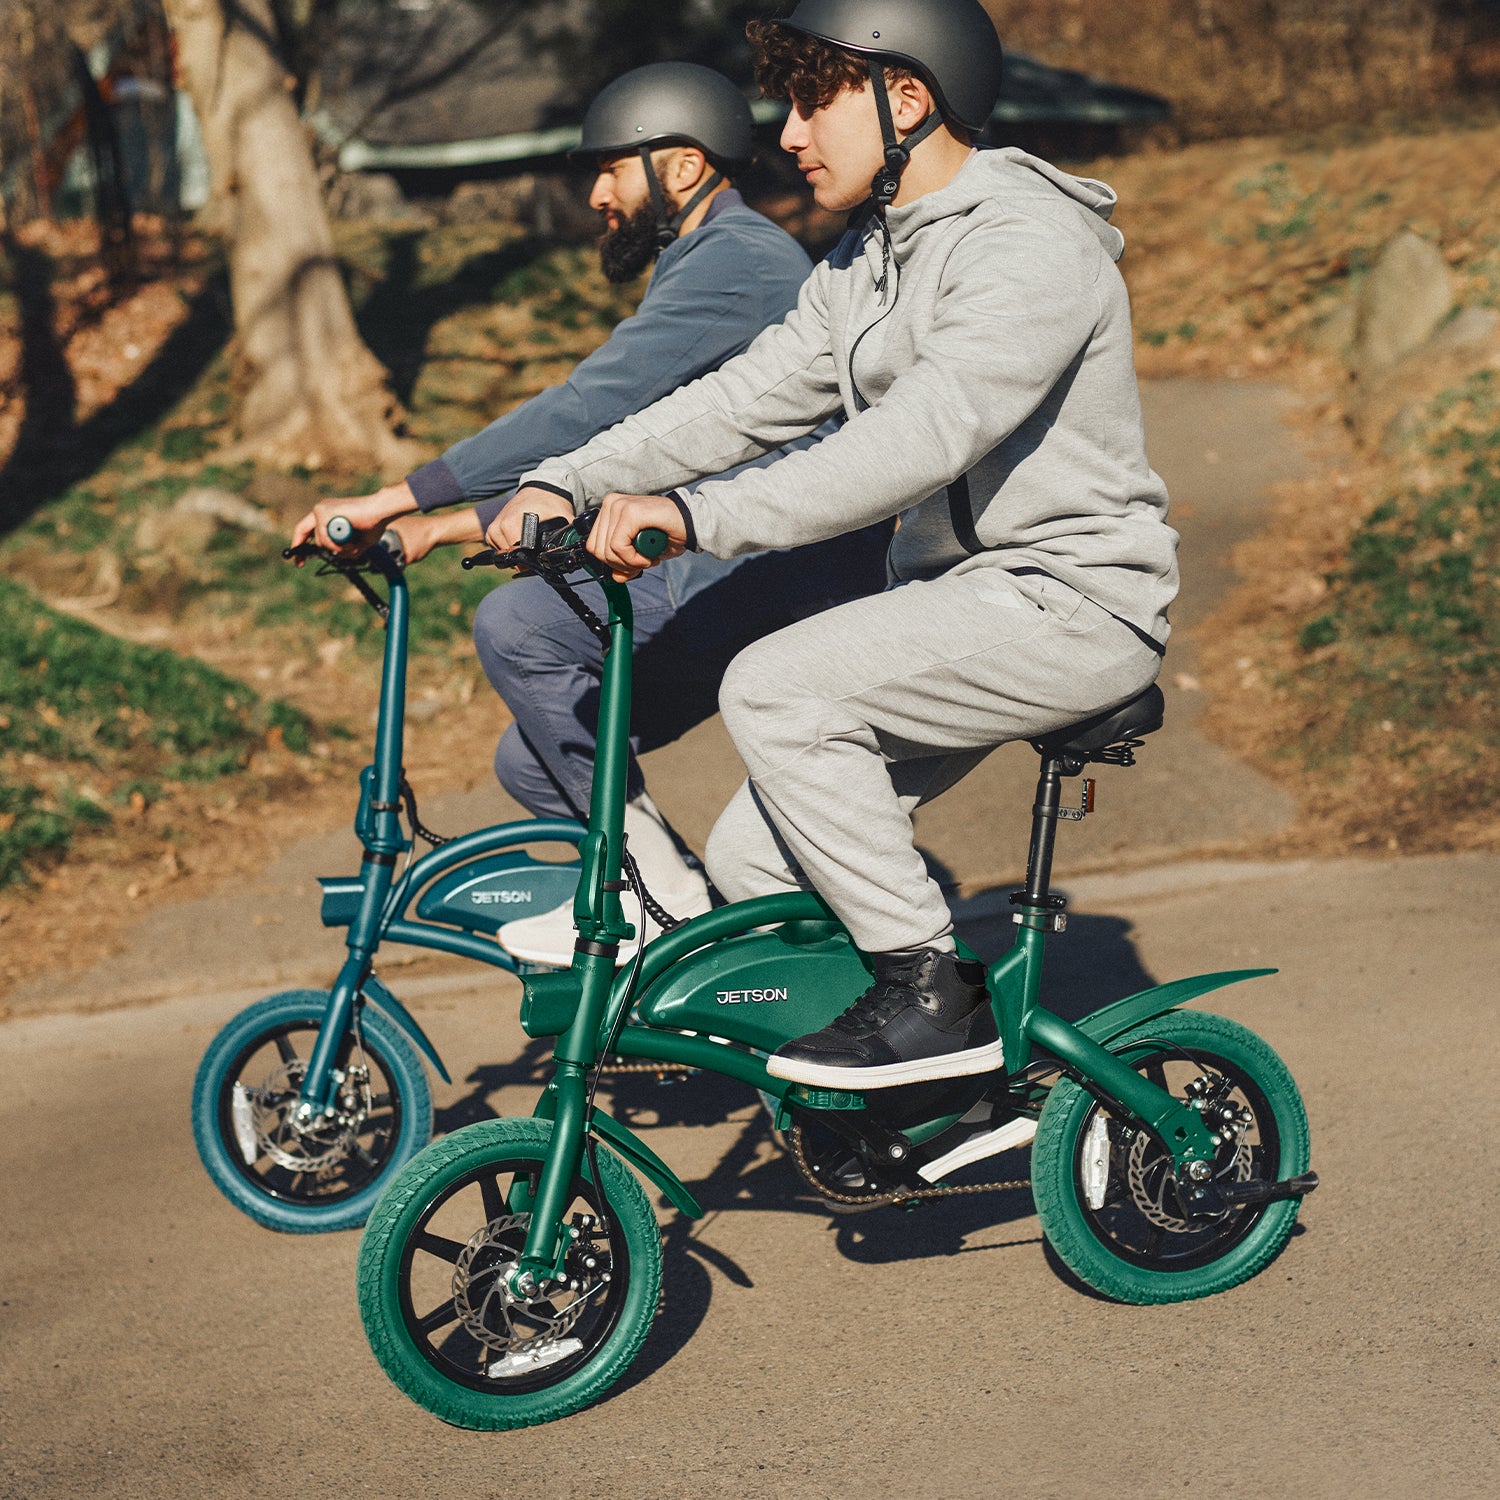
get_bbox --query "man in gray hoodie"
[492,0,1179,1088]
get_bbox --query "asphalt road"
[3,381,1495,1498]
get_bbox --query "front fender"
[1078,968,1277,1048]
[589,1108,703,1221]
[361,974,452,1084]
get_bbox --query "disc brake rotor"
[237,1057,369,1173]
[452,1212,613,1376]
[1124,1073,1252,1232]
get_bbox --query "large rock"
[327,171,410,222]
[1352,230,1455,381]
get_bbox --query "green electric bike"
[355,513,1319,1428]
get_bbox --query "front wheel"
[1032,1010,1310,1304]
[191,990,433,1233]
[357,1117,662,1429]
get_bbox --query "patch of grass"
[0,577,312,885]
[1234,163,1330,247]
[1287,372,1500,817]
[0,784,105,888]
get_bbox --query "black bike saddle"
[1030,684,1166,761]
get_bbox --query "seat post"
[1022,756,1065,908]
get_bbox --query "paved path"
[6,381,1494,1498]
[2,852,1494,1498]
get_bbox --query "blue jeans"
[471,528,891,821]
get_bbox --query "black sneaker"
[766,948,1004,1090]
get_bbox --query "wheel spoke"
[275,1033,299,1065]
[416,1231,468,1264]
[352,1143,379,1170]
[416,1296,461,1335]
[368,1093,393,1110]
[479,1173,506,1225]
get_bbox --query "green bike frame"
[503,562,1268,1290]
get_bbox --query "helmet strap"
[868,60,942,210]
[639,144,725,250]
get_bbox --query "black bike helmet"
[577,63,753,249]
[779,0,1004,207]
[577,61,756,165]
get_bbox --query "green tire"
[357,1117,662,1429]
[1032,1010,1310,1305]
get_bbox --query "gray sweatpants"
[704,563,1163,954]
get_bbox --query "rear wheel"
[357,1117,662,1429]
[191,990,432,1233]
[1032,1010,1309,1304]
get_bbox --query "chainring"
[788,1121,1029,1211]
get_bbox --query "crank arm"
[810,1108,927,1190]
[1180,1169,1320,1218]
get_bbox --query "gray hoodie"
[523,148,1178,643]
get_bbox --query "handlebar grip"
[634,527,670,560]
[326,515,355,546]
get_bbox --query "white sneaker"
[498,887,710,967]
[498,794,712,967]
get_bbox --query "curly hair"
[747,17,914,111]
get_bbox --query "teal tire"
[357,1117,662,1430]
[191,990,432,1234]
[1032,1010,1310,1304]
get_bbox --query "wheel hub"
[452,1212,612,1376]
[1125,1070,1253,1231]
[235,1058,371,1173]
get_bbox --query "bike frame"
[294,547,587,1116]
[505,562,1271,1290]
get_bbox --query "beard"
[598,199,663,284]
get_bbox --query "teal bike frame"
[490,533,1269,1293]
[286,540,588,1121]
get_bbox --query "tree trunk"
[162,0,416,472]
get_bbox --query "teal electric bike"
[355,513,1319,1429]
[191,525,591,1233]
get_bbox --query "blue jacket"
[405,190,822,605]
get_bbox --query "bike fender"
[1078,969,1277,1048]
[361,975,452,1085]
[588,1108,703,1221]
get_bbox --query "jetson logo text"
[715,988,790,1005]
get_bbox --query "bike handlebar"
[634,527,670,560]
[461,510,669,575]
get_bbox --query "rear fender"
[360,974,451,1084]
[1078,969,1277,1048]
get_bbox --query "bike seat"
[1030,684,1165,762]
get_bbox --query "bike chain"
[595,1059,694,1076]
[788,1122,1031,1208]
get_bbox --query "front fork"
[510,950,620,1290]
[296,850,398,1119]
[294,953,372,1120]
